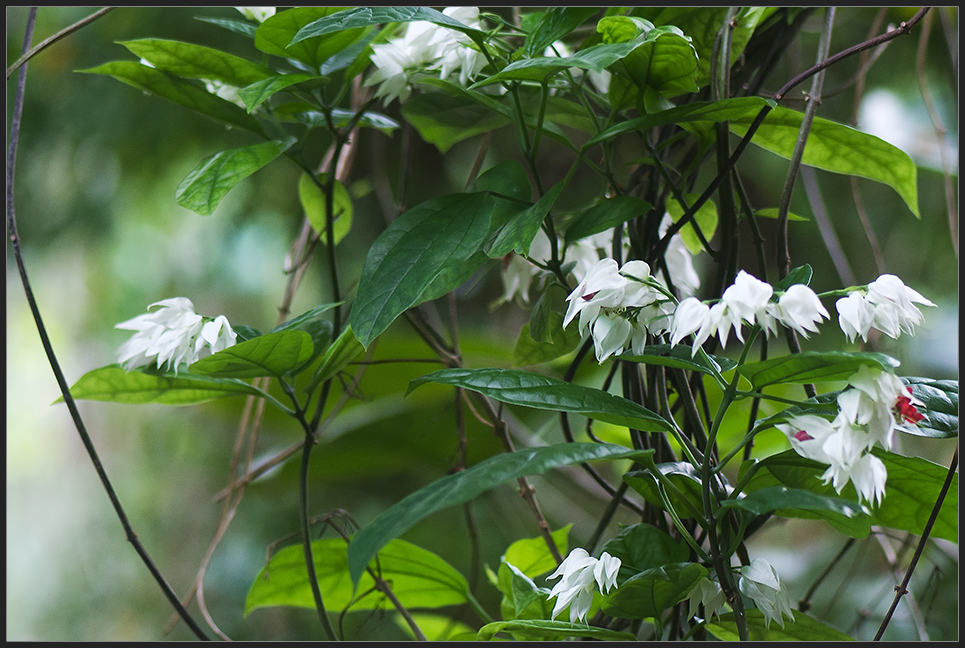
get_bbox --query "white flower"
[847,452,888,507]
[738,559,794,630]
[836,292,876,342]
[687,577,726,622]
[720,270,773,338]
[563,258,627,331]
[235,7,275,22]
[591,311,633,362]
[116,297,237,373]
[836,275,935,342]
[669,297,716,354]
[658,213,701,296]
[770,284,829,337]
[546,548,621,623]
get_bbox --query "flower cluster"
[670,271,829,356]
[738,558,794,629]
[836,274,936,342]
[563,258,676,362]
[116,297,237,373]
[545,548,621,623]
[686,577,727,622]
[365,7,488,105]
[777,364,925,506]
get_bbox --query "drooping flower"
[590,310,633,362]
[770,284,829,338]
[546,548,621,623]
[686,577,727,622]
[116,297,237,373]
[563,258,628,332]
[738,559,794,630]
[836,291,876,342]
[669,297,716,355]
[835,274,935,342]
[658,214,702,297]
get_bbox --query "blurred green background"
[7,6,958,641]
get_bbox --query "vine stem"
[6,6,115,78]
[874,445,958,640]
[6,7,209,641]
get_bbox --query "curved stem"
[6,7,115,79]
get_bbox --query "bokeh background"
[7,6,958,641]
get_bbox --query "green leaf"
[486,181,565,258]
[867,448,958,543]
[119,39,270,86]
[729,107,920,218]
[773,264,813,293]
[601,562,707,620]
[401,90,512,153]
[468,160,532,203]
[564,196,653,245]
[245,538,469,616]
[513,316,583,367]
[189,330,314,379]
[477,619,637,641]
[298,173,353,245]
[346,442,654,586]
[719,485,869,520]
[78,61,265,134]
[601,523,690,579]
[753,207,809,222]
[255,7,366,70]
[237,73,319,113]
[902,377,958,438]
[737,351,900,390]
[524,8,601,57]
[350,192,495,348]
[472,41,654,89]
[408,368,674,433]
[706,609,855,641]
[175,137,296,215]
[64,365,267,406]
[587,97,773,147]
[617,343,738,375]
[617,25,700,98]
[305,325,365,394]
[499,562,551,619]
[195,16,258,39]
[502,526,571,579]
[665,193,718,255]
[290,6,487,46]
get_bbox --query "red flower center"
[894,395,925,424]
[794,430,813,442]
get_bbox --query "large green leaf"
[290,6,487,46]
[513,317,583,367]
[601,562,707,619]
[902,377,958,438]
[737,351,900,391]
[623,463,706,520]
[616,24,700,98]
[245,538,469,616]
[118,39,270,86]
[346,443,654,586]
[350,192,495,348]
[63,365,267,406]
[189,330,314,379]
[477,619,637,642]
[255,7,365,70]
[78,61,265,134]
[587,97,773,147]
[564,196,653,245]
[237,73,320,113]
[601,523,690,580]
[523,8,601,57]
[719,486,869,520]
[730,107,920,218]
[175,137,296,215]
[502,527,571,579]
[706,609,854,641]
[304,325,365,394]
[401,90,511,153]
[408,368,674,433]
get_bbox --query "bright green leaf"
[298,173,353,245]
[602,523,690,579]
[902,377,958,438]
[189,330,314,379]
[119,39,270,86]
[350,192,495,348]
[346,443,654,586]
[290,6,486,46]
[237,73,319,113]
[304,325,365,394]
[63,365,268,406]
[617,343,738,375]
[719,485,869,519]
[256,7,366,70]
[78,61,265,134]
[513,317,583,367]
[737,351,900,390]
[502,526,571,579]
[730,107,920,218]
[868,448,958,543]
[175,137,296,215]
[524,8,601,57]
[477,619,637,641]
[486,181,565,258]
[564,196,653,245]
[408,368,674,433]
[665,193,718,255]
[245,538,469,616]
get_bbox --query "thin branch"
[6,7,115,79]
[6,8,209,641]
